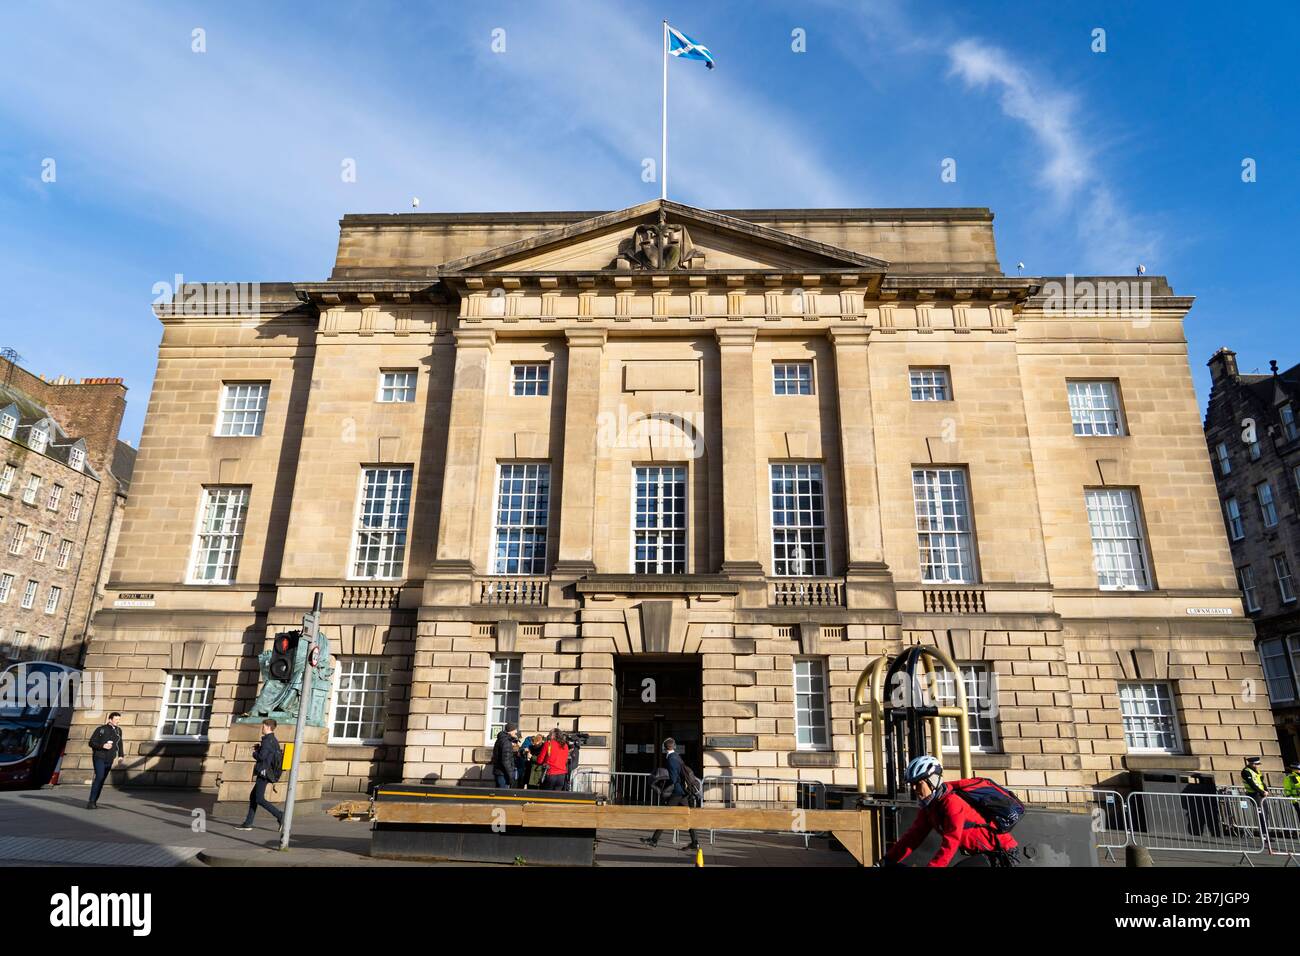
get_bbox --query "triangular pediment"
[436,200,889,274]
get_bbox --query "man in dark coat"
[86,712,124,809]
[491,723,519,789]
[236,720,283,831]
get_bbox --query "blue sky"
[1,1,1295,444]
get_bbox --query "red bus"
[0,662,81,790]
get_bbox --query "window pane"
[331,658,390,742]
[512,364,550,396]
[793,659,829,748]
[378,370,416,403]
[1068,381,1123,436]
[909,368,951,402]
[218,383,269,436]
[487,656,522,742]
[191,487,250,583]
[770,464,827,576]
[913,469,975,583]
[1259,640,1296,704]
[492,464,549,574]
[633,466,687,573]
[1118,682,1180,752]
[936,663,999,752]
[351,468,413,579]
[160,672,215,738]
[773,362,813,396]
[1085,489,1150,590]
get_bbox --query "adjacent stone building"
[0,358,133,666]
[68,200,1281,799]
[1204,348,1300,765]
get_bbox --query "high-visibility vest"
[1285,772,1300,798]
[1243,767,1267,795]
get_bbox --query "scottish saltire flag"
[668,24,714,69]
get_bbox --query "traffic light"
[269,630,301,682]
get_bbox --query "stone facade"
[0,359,131,666]
[1204,348,1300,765]
[68,200,1280,798]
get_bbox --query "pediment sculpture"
[612,220,706,270]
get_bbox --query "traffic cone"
[695,846,704,867]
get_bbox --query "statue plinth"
[216,721,329,804]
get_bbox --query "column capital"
[827,326,871,348]
[453,328,496,350]
[565,328,607,349]
[715,327,757,348]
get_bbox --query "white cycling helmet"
[904,754,943,784]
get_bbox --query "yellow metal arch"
[853,644,973,795]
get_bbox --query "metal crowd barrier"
[564,770,1300,864]
[1261,796,1300,862]
[699,775,827,849]
[1125,790,1266,864]
[1017,786,1130,862]
[567,770,825,846]
[567,769,662,806]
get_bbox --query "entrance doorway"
[615,656,703,776]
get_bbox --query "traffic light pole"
[279,591,322,851]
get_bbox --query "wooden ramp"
[330,797,879,865]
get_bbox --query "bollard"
[1126,845,1153,867]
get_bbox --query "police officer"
[1284,763,1300,827]
[1285,762,1300,798]
[1241,756,1268,805]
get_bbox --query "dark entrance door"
[615,657,703,777]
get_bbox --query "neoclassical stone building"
[67,200,1280,798]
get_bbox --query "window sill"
[328,742,388,756]
[1122,754,1200,771]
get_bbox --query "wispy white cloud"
[945,37,1158,272]
[947,39,1089,200]
[0,2,857,262]
[456,6,857,207]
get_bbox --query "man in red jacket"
[882,755,1018,867]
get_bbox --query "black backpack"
[261,742,284,784]
[949,777,1024,835]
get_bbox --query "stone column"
[428,329,494,601]
[828,327,892,607]
[554,328,606,575]
[716,328,764,576]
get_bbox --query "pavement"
[0,783,1293,867]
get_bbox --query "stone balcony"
[768,577,845,607]
[474,576,549,606]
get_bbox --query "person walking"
[536,729,570,791]
[491,723,519,789]
[236,720,284,831]
[640,738,700,852]
[86,711,124,809]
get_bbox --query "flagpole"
[661,19,668,201]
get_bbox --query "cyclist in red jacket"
[882,755,1019,867]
